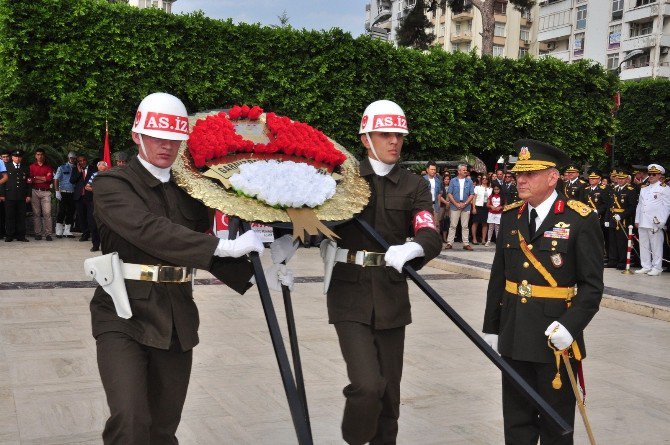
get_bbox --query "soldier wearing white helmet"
[53,151,78,238]
[325,99,441,444]
[634,163,670,276]
[89,92,265,444]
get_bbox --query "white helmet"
[359,100,408,135]
[132,92,190,140]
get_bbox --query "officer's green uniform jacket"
[605,184,638,229]
[483,194,604,363]
[582,184,609,222]
[327,159,442,329]
[91,157,253,351]
[563,178,586,201]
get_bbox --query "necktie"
[529,208,538,238]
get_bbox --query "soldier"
[562,165,585,201]
[635,164,670,276]
[483,139,603,445]
[324,99,441,444]
[502,171,519,205]
[2,149,31,242]
[583,171,609,261]
[605,169,638,269]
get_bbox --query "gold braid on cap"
[511,160,557,172]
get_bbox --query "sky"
[172,0,366,37]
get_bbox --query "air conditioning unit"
[661,47,670,55]
[523,39,531,45]
[546,42,557,50]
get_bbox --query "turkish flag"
[102,120,111,166]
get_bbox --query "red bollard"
[622,225,634,275]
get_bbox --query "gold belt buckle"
[518,281,532,303]
[362,250,375,267]
[158,266,184,283]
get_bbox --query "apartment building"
[127,0,176,13]
[537,0,670,79]
[365,0,411,42]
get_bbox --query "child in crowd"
[486,184,503,247]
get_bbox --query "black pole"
[354,217,573,436]
[280,270,312,435]
[240,222,313,444]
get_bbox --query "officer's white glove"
[265,263,295,292]
[55,190,62,201]
[545,321,573,351]
[270,234,299,265]
[593,209,598,214]
[214,230,265,258]
[614,214,621,221]
[604,221,610,228]
[483,333,499,353]
[384,241,424,273]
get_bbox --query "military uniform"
[92,157,253,444]
[563,178,586,201]
[483,139,603,445]
[634,164,670,275]
[605,178,638,269]
[2,151,31,241]
[328,158,441,444]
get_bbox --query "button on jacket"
[91,157,253,351]
[327,159,442,329]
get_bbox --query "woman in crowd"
[438,174,451,247]
[471,175,491,245]
[485,183,503,246]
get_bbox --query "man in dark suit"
[70,154,94,241]
[2,150,31,242]
[91,93,265,444]
[0,150,9,238]
[501,171,518,205]
[422,160,444,221]
[483,139,603,445]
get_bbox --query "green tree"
[397,0,435,50]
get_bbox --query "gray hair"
[457,164,468,171]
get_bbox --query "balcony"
[540,49,570,61]
[451,30,473,42]
[538,9,572,41]
[621,33,657,51]
[452,10,474,21]
[624,2,670,22]
[620,61,653,80]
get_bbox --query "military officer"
[605,169,638,269]
[2,149,31,242]
[483,139,603,445]
[325,100,441,444]
[634,164,670,276]
[562,165,585,201]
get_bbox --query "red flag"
[102,120,111,166]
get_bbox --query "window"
[162,1,172,13]
[519,47,529,58]
[404,0,416,9]
[576,6,587,30]
[151,0,159,8]
[607,53,620,70]
[494,1,507,15]
[628,52,651,68]
[574,32,584,56]
[608,24,621,49]
[611,0,623,20]
[494,22,506,37]
[630,21,653,37]
[493,44,505,57]
[635,0,657,6]
[520,27,530,42]
[455,23,461,33]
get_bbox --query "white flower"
[229,160,336,208]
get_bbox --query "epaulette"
[661,183,667,187]
[599,185,606,189]
[626,185,635,190]
[640,183,648,188]
[579,179,587,184]
[503,200,524,212]
[567,199,592,217]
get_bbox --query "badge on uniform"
[544,227,570,239]
[550,253,564,268]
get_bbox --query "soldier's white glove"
[214,230,265,258]
[593,209,597,214]
[55,190,62,200]
[545,321,573,351]
[614,214,621,221]
[265,263,294,292]
[384,241,424,273]
[604,221,610,228]
[483,333,499,353]
[270,234,299,264]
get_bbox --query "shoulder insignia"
[640,184,648,188]
[660,183,667,187]
[626,185,635,190]
[567,199,592,217]
[579,179,587,184]
[599,185,606,189]
[503,200,524,212]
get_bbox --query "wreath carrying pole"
[240,221,313,444]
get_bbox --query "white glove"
[593,209,597,214]
[384,241,424,273]
[55,190,62,200]
[270,234,299,264]
[265,263,295,292]
[483,333,499,353]
[545,321,573,351]
[614,214,621,221]
[604,221,610,228]
[214,230,265,258]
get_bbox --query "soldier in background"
[605,169,638,269]
[635,164,670,276]
[2,150,31,242]
[583,171,609,262]
[562,165,585,201]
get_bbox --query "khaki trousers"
[31,188,52,236]
[447,208,471,245]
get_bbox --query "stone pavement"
[0,238,669,444]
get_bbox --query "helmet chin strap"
[138,133,148,160]
[365,133,381,162]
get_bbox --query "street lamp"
[610,49,645,169]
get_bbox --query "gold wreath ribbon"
[286,208,339,243]
[518,232,558,287]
